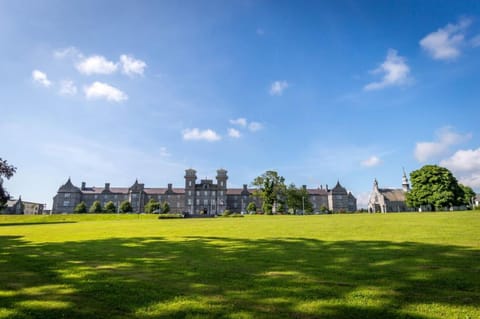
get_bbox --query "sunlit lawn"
[0,212,479,318]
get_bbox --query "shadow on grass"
[0,235,478,319]
[0,221,77,227]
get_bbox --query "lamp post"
[302,196,305,215]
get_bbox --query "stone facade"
[52,169,357,214]
[367,171,412,213]
[1,197,45,215]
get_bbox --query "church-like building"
[367,170,412,213]
[52,169,357,214]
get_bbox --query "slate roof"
[308,188,328,195]
[379,188,406,202]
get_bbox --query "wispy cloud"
[228,128,241,138]
[120,54,147,76]
[420,18,471,60]
[229,118,247,127]
[58,80,77,96]
[414,127,471,162]
[364,49,411,91]
[182,128,221,142]
[361,155,382,167]
[84,81,128,102]
[248,122,263,132]
[269,80,289,96]
[440,147,480,188]
[76,55,118,75]
[32,70,52,87]
[53,46,83,60]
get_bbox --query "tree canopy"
[0,158,17,208]
[459,184,476,207]
[119,200,133,213]
[406,165,466,210]
[252,170,286,214]
[89,200,103,213]
[144,198,160,214]
[73,202,87,214]
[104,201,117,213]
[286,184,313,214]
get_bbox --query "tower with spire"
[402,168,410,192]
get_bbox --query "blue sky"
[1,0,480,208]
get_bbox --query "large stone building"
[52,169,357,214]
[1,196,45,215]
[367,170,411,213]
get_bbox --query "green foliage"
[119,200,133,213]
[222,209,232,216]
[252,170,286,214]
[144,198,160,214]
[103,201,116,213]
[73,201,87,214]
[276,201,285,213]
[286,184,313,214]
[89,200,103,213]
[246,201,257,213]
[406,165,464,210]
[157,213,184,219]
[459,184,476,207]
[0,158,17,208]
[160,201,170,214]
[320,205,329,214]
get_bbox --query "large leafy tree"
[246,202,257,213]
[160,201,170,214]
[252,170,286,215]
[89,200,103,213]
[286,184,313,214]
[459,184,476,207]
[0,158,17,208]
[406,165,464,210]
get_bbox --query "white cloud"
[440,148,480,189]
[228,128,241,138]
[361,156,381,167]
[248,122,263,132]
[229,118,247,127]
[420,18,471,60]
[32,70,52,87]
[53,46,83,60]
[269,80,289,96]
[84,81,128,102]
[182,128,221,142]
[76,55,118,75]
[414,127,472,162]
[364,49,411,91]
[120,54,147,76]
[471,34,480,48]
[58,80,77,96]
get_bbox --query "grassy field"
[0,212,478,319]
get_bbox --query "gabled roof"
[379,188,406,202]
[330,181,347,194]
[58,178,81,193]
[308,188,328,195]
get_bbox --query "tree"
[406,165,464,211]
[73,201,87,214]
[286,184,313,214]
[104,201,117,213]
[246,202,257,213]
[0,158,17,208]
[89,200,103,213]
[459,184,476,207]
[252,170,286,215]
[160,201,170,214]
[119,200,133,213]
[144,198,160,214]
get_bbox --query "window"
[220,181,224,186]
[196,191,200,196]
[189,180,192,187]
[188,199,192,205]
[211,199,216,205]
[212,191,216,196]
[64,193,71,198]
[177,202,180,208]
[204,191,208,196]
[203,199,208,206]
[188,191,192,196]
[63,200,70,206]
[94,194,98,199]
[196,199,199,205]
[114,195,117,199]
[132,193,137,199]
[220,191,223,196]
[234,203,238,208]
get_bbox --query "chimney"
[168,183,173,191]
[302,185,307,190]
[81,182,86,190]
[105,183,110,191]
[243,184,248,190]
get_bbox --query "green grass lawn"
[0,212,479,319]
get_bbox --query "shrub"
[89,200,103,213]
[157,213,184,219]
[119,200,133,213]
[104,201,116,213]
[73,201,87,214]
[246,202,257,213]
[222,210,232,216]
